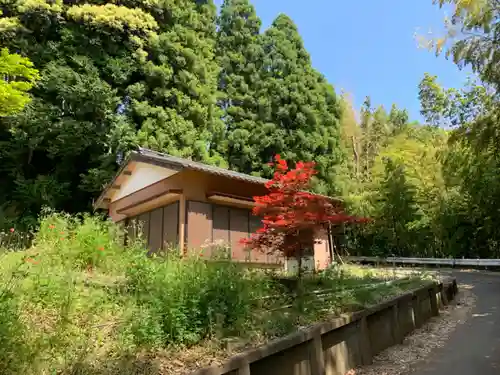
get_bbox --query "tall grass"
[0,228,31,251]
[0,212,274,374]
[0,212,428,374]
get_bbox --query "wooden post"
[123,217,130,247]
[178,195,186,254]
[436,284,444,308]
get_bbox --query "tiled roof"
[134,148,342,203]
[134,147,269,185]
[94,147,342,209]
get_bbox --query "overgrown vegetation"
[1,0,499,259]
[343,0,500,258]
[0,0,498,259]
[0,213,428,374]
[0,48,39,117]
[1,0,497,372]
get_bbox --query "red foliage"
[241,155,368,258]
[25,257,39,265]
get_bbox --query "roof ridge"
[136,147,269,183]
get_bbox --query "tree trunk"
[295,246,305,312]
[352,135,359,178]
[297,246,303,279]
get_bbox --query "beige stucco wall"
[112,161,178,201]
[314,229,331,270]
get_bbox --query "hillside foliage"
[0,0,499,258]
[0,213,426,374]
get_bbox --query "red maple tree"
[241,155,368,271]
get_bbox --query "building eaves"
[134,147,269,185]
[94,147,343,210]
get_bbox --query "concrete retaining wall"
[191,278,458,375]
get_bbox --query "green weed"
[0,212,428,374]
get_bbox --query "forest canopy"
[0,0,499,259]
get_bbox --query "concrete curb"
[190,277,458,375]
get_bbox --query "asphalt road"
[412,271,500,375]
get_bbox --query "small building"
[95,148,340,270]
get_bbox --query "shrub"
[0,211,424,374]
[126,248,273,346]
[0,228,31,252]
[0,287,29,374]
[0,212,276,373]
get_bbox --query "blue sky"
[214,0,470,122]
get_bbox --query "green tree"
[0,48,39,117]
[131,0,223,164]
[419,73,495,128]
[337,95,414,217]
[359,96,373,181]
[343,109,447,257]
[215,0,263,172]
[358,98,390,182]
[432,0,499,88]
[374,159,421,256]
[388,103,409,136]
[418,0,500,256]
[438,136,500,258]
[370,105,390,152]
[418,73,450,126]
[256,14,343,194]
[0,0,221,227]
[358,98,407,183]
[337,94,362,195]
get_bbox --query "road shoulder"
[348,286,475,375]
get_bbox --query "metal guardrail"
[346,256,500,267]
